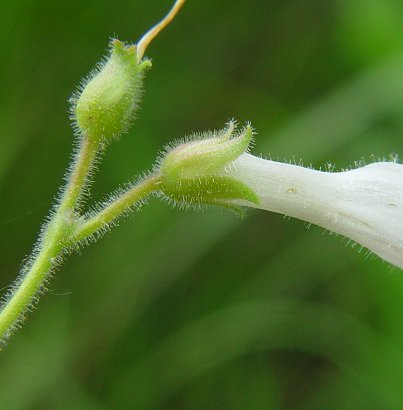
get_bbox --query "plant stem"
[0,242,61,339]
[0,136,99,342]
[58,137,100,214]
[68,174,162,244]
[0,134,160,342]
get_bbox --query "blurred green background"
[1,0,403,408]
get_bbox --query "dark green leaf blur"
[0,0,402,408]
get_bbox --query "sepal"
[159,122,259,210]
[71,39,151,143]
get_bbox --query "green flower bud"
[158,122,260,212]
[70,39,151,142]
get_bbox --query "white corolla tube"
[230,154,403,269]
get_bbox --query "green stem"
[68,174,161,244]
[0,134,160,343]
[58,137,100,214]
[0,136,99,342]
[0,242,61,338]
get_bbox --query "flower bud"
[71,39,151,142]
[158,122,259,210]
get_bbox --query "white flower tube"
[230,154,403,269]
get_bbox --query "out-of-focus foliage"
[0,0,402,408]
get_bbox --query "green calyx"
[72,39,151,142]
[159,122,259,211]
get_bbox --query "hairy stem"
[68,174,162,244]
[0,136,99,342]
[0,242,61,339]
[59,137,100,214]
